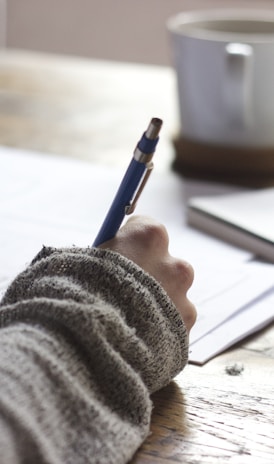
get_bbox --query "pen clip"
[125,162,153,215]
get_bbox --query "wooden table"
[1,49,273,464]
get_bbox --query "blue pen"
[93,117,163,247]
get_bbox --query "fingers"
[165,256,194,293]
[100,215,197,332]
[157,256,196,331]
[179,299,197,332]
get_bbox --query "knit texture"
[0,246,188,464]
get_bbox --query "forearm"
[0,247,188,463]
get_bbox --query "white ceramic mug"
[167,9,274,147]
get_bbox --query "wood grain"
[133,325,274,463]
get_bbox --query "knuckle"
[131,219,169,250]
[145,222,169,249]
[174,259,194,290]
[125,216,169,250]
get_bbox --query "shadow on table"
[131,381,189,462]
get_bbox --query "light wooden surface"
[0,49,178,171]
[0,50,273,464]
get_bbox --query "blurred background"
[2,0,274,65]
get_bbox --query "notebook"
[187,188,274,263]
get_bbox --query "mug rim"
[167,9,274,42]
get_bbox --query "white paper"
[1,145,273,364]
[0,145,251,284]
[189,288,274,365]
[189,261,274,345]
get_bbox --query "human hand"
[99,215,197,332]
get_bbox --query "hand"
[99,216,197,332]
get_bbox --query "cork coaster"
[172,136,274,187]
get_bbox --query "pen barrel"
[93,158,146,246]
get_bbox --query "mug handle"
[224,43,253,128]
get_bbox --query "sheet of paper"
[0,144,251,285]
[189,288,274,365]
[1,145,273,364]
[189,261,274,345]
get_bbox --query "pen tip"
[146,117,163,139]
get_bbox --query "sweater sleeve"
[0,246,188,464]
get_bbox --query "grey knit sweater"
[0,246,188,464]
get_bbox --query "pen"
[93,117,163,247]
